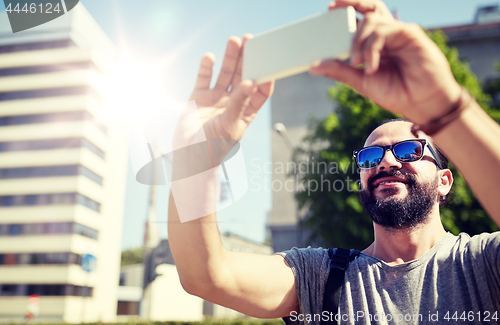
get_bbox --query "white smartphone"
[242,7,357,84]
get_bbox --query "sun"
[94,45,182,127]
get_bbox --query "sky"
[1,0,495,250]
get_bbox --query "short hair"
[375,118,451,206]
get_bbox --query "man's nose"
[377,149,403,171]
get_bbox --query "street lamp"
[273,123,294,153]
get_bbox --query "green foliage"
[293,29,499,249]
[484,62,500,121]
[121,247,144,266]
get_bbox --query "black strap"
[322,248,360,325]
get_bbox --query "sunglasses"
[353,139,443,169]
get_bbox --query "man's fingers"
[222,80,256,126]
[310,60,365,92]
[231,34,253,89]
[194,53,215,90]
[350,14,378,66]
[362,28,385,75]
[329,0,392,17]
[244,81,274,117]
[214,36,242,92]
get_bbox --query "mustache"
[367,169,417,191]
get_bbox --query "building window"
[0,137,105,159]
[0,40,75,54]
[79,165,103,185]
[0,61,100,77]
[0,284,93,297]
[0,193,101,212]
[0,164,103,185]
[117,301,140,315]
[0,252,83,266]
[81,139,105,159]
[0,222,98,240]
[77,194,100,212]
[0,111,107,134]
[0,86,103,102]
[73,223,98,239]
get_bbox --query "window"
[77,194,101,212]
[0,40,75,54]
[0,62,99,77]
[0,165,103,185]
[0,285,17,295]
[73,223,98,239]
[0,252,87,266]
[0,284,93,297]
[0,137,105,159]
[0,86,100,102]
[0,222,98,240]
[0,193,101,211]
[82,139,105,159]
[0,196,13,206]
[4,254,15,266]
[0,111,107,134]
[117,301,140,315]
[79,166,104,185]
[8,224,21,235]
[18,254,31,265]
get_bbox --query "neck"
[363,206,447,265]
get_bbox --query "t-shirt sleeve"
[276,247,331,324]
[467,232,500,309]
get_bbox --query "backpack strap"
[321,248,360,325]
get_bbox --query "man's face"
[358,121,441,229]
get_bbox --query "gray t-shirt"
[278,232,500,324]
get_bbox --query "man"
[168,0,500,323]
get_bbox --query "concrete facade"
[0,5,128,323]
[434,21,500,81]
[269,73,336,253]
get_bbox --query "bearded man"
[168,0,500,323]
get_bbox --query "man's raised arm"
[167,36,298,318]
[311,0,500,226]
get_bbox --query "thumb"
[310,60,365,93]
[223,80,256,126]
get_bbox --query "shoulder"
[275,247,332,280]
[440,232,500,264]
[276,247,329,267]
[449,231,500,248]
[459,231,500,254]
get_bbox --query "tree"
[484,62,500,116]
[121,247,143,266]
[293,30,499,249]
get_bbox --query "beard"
[359,169,439,229]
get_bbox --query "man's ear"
[438,169,453,197]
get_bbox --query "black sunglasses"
[353,139,443,169]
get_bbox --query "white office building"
[0,4,128,323]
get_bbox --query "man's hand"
[189,35,274,143]
[311,0,500,224]
[310,0,462,126]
